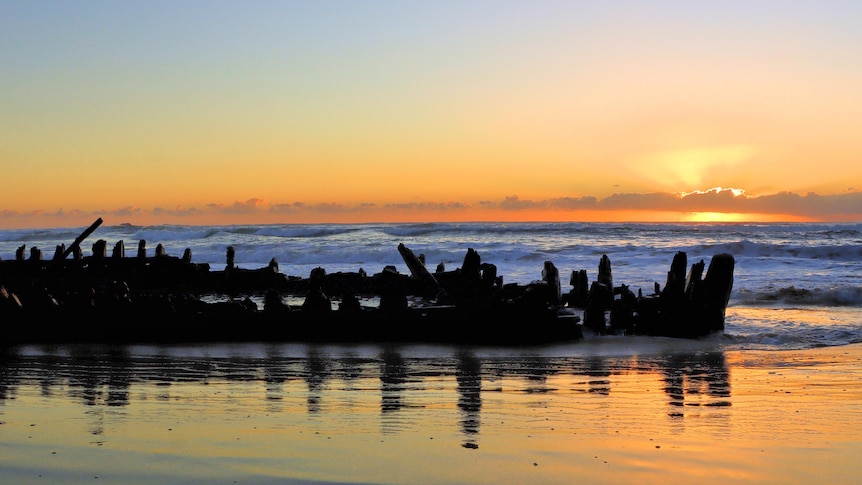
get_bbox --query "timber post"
[60,217,103,260]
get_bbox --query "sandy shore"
[0,341,860,484]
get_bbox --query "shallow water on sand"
[1,340,860,484]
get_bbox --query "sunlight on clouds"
[633,145,755,189]
[681,187,747,198]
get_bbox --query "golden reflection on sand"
[0,343,860,484]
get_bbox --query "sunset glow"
[2,1,861,229]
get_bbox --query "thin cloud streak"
[2,188,861,228]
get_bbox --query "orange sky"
[2,1,861,229]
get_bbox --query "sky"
[2,0,862,229]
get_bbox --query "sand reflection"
[0,343,735,443]
[456,349,481,448]
[2,343,861,484]
[663,351,731,415]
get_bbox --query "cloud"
[433,188,862,219]
[498,196,546,210]
[480,187,862,219]
[378,201,467,212]
[748,191,862,217]
[109,206,143,218]
[305,203,349,213]
[153,206,207,218]
[269,202,306,214]
[595,192,680,211]
[206,198,267,215]
[2,188,862,228]
[548,196,599,210]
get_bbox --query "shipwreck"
[0,218,735,346]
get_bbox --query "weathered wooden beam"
[60,217,103,260]
[397,243,439,293]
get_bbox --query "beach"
[1,339,860,484]
[1,221,861,483]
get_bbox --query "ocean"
[1,221,861,484]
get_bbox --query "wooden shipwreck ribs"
[0,219,735,346]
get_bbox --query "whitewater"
[1,221,860,351]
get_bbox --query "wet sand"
[0,341,860,484]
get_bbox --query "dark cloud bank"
[6,188,862,226]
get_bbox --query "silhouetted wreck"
[0,218,734,346]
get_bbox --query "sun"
[682,212,813,223]
[683,212,751,222]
